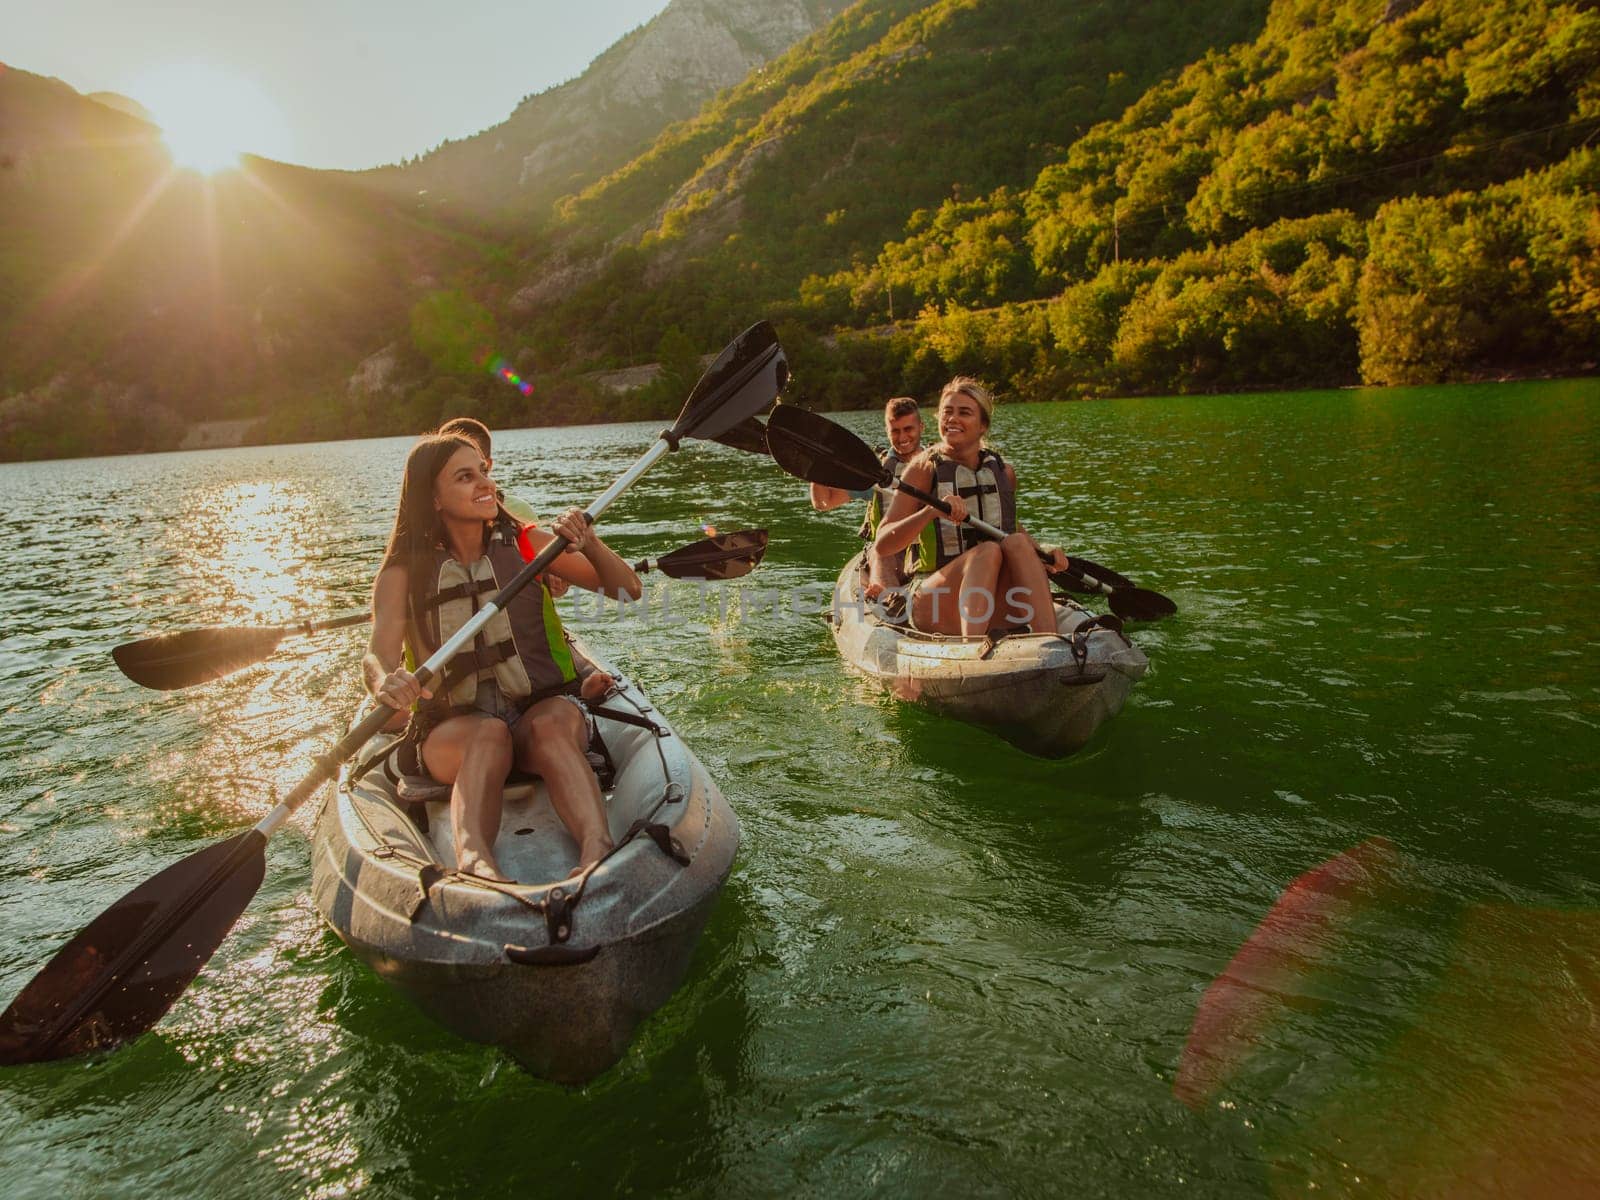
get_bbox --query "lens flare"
[484,354,534,397]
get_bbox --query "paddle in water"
[0,321,788,1067]
[764,404,1176,622]
[112,530,772,691]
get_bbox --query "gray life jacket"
[857,449,914,541]
[911,446,1016,575]
[410,518,578,720]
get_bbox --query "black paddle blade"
[766,403,885,491]
[671,321,788,442]
[653,529,769,581]
[0,830,267,1065]
[1070,556,1137,591]
[1052,575,1099,598]
[112,626,287,691]
[1107,585,1178,622]
[711,415,771,456]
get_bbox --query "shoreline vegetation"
[5,370,1593,466]
[3,0,1597,464]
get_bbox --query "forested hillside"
[793,0,1600,399]
[485,0,1596,419]
[362,0,854,223]
[508,0,1273,367]
[2,0,1594,461]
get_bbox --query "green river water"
[0,379,1596,1198]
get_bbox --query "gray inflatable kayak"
[829,554,1149,757]
[309,638,737,1084]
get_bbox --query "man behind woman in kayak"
[365,430,642,881]
[873,377,1068,636]
[810,396,925,598]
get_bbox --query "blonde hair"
[940,377,993,422]
[938,376,994,443]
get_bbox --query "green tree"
[410,290,498,376]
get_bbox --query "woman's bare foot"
[459,852,511,883]
[565,835,615,879]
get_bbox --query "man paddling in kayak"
[366,432,642,881]
[810,396,924,599]
[873,377,1068,636]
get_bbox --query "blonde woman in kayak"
[365,432,641,881]
[872,377,1068,637]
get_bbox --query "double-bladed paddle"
[0,321,787,1067]
[111,530,773,692]
[764,404,1176,622]
[636,528,769,581]
[710,415,770,456]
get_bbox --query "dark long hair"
[382,432,483,647]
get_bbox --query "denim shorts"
[469,679,529,725]
[477,679,596,745]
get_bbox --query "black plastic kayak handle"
[504,942,602,967]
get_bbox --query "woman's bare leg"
[911,540,1003,635]
[421,715,514,880]
[864,548,905,601]
[514,697,614,877]
[998,533,1060,635]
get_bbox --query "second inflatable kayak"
[828,554,1149,757]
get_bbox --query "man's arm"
[810,481,853,511]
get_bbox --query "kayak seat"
[385,734,617,836]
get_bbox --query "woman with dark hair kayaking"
[364,431,642,880]
[437,416,540,527]
[872,377,1068,637]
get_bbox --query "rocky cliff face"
[375,0,853,219]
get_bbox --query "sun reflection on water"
[138,477,369,830]
[178,480,318,620]
[167,897,374,1196]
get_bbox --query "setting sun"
[131,62,294,173]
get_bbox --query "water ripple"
[0,383,1596,1195]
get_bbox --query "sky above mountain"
[4,0,672,170]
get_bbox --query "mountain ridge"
[364,0,854,222]
[2,0,1594,463]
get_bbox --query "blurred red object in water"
[1174,836,1400,1109]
